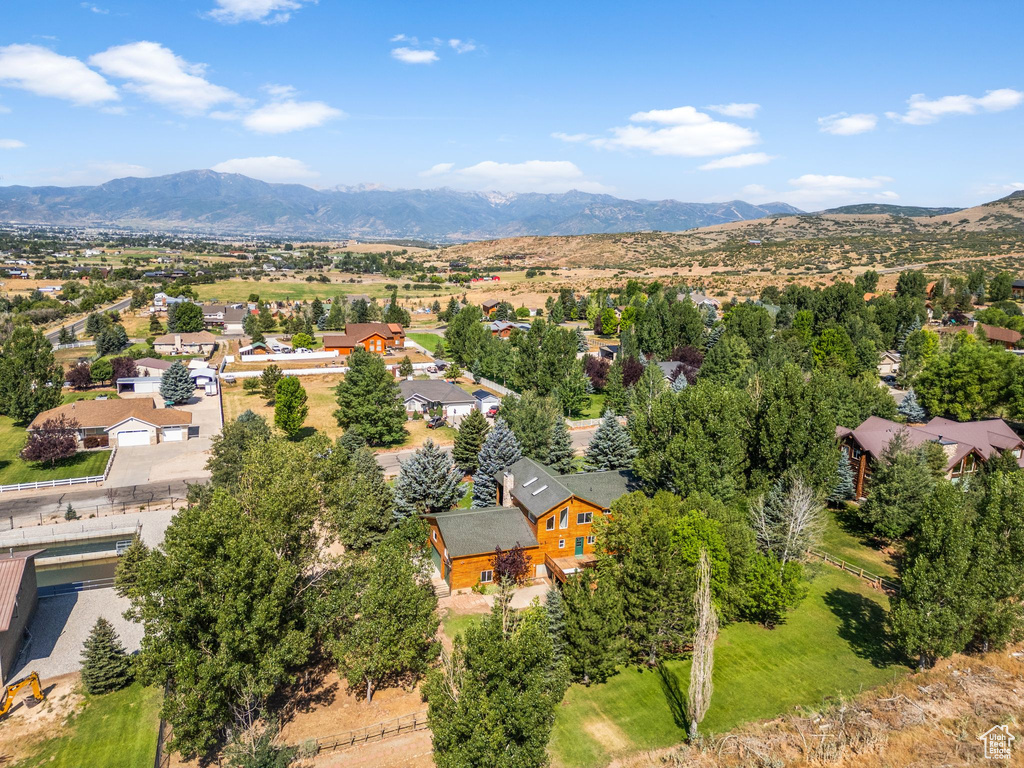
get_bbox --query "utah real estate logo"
[978,725,1015,760]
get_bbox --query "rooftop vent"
[523,477,537,487]
[531,485,548,496]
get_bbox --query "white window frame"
[558,539,565,549]
[432,530,437,542]
[577,511,593,525]
[559,507,569,529]
[480,570,493,584]
[586,535,595,545]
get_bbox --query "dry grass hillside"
[436,194,1024,278]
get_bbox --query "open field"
[6,682,162,768]
[194,277,461,305]
[549,565,906,768]
[406,331,444,351]
[221,373,343,437]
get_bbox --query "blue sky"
[0,0,1022,210]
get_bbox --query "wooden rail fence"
[300,710,429,756]
[807,548,900,594]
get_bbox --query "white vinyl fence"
[0,447,117,493]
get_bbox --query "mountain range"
[0,170,803,241]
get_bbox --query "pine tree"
[545,584,566,661]
[159,361,194,404]
[547,417,575,475]
[452,409,489,476]
[705,323,725,349]
[584,410,636,471]
[575,326,588,353]
[310,298,325,326]
[148,314,163,334]
[829,448,856,503]
[398,356,414,378]
[562,571,623,685]
[471,418,522,507]
[274,376,308,437]
[898,387,928,423]
[393,440,466,518]
[671,370,689,391]
[80,617,132,694]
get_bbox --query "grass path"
[550,565,907,768]
[13,683,162,768]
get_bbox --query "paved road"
[44,297,133,343]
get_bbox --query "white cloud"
[705,102,760,119]
[790,174,892,191]
[89,41,244,115]
[212,156,318,182]
[81,3,109,13]
[786,174,896,208]
[0,105,10,114]
[419,162,454,177]
[0,139,26,149]
[818,112,878,135]
[243,98,342,133]
[875,190,900,200]
[591,106,759,157]
[741,183,773,198]
[886,88,1024,125]
[421,159,610,193]
[390,33,408,42]
[972,180,1024,199]
[45,161,153,186]
[391,47,438,64]
[208,0,312,24]
[0,44,118,106]
[449,39,476,54]
[698,152,775,170]
[551,131,596,143]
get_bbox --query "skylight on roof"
[532,485,548,496]
[523,477,538,487]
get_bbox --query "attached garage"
[117,430,151,446]
[162,427,184,442]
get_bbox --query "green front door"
[575,537,584,556]
[430,544,442,575]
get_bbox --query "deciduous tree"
[20,414,79,465]
[0,326,64,423]
[274,376,308,437]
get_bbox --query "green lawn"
[442,612,484,643]
[14,683,162,768]
[821,506,898,579]
[406,332,444,352]
[578,393,606,420]
[194,279,461,305]
[61,390,120,403]
[0,414,112,487]
[549,565,907,768]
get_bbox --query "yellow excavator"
[0,672,45,718]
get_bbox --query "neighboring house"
[1012,279,1024,300]
[201,304,247,334]
[322,323,405,355]
[189,367,218,388]
[116,376,163,394]
[489,320,529,337]
[239,341,272,355]
[939,321,1022,350]
[678,290,721,310]
[27,399,193,447]
[425,457,635,590]
[135,357,171,377]
[342,294,372,306]
[399,380,476,424]
[152,292,189,312]
[654,361,685,384]
[837,416,1024,498]
[598,344,620,361]
[153,332,217,356]
[878,350,901,377]
[482,299,500,317]
[473,389,501,413]
[0,550,43,684]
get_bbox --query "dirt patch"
[584,718,630,753]
[0,672,83,764]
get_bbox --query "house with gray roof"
[425,455,635,591]
[398,379,476,424]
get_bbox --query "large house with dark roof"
[425,457,635,591]
[837,415,1024,498]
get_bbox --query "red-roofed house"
[837,415,1024,498]
[0,550,43,683]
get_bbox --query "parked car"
[426,365,438,373]
[486,405,499,418]
[295,347,313,354]
[427,415,447,429]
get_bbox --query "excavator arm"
[0,672,44,718]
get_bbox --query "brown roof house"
[837,415,1024,498]
[322,323,405,355]
[28,399,193,447]
[153,332,217,356]
[0,550,43,683]
[939,322,1022,350]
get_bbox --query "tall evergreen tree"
[80,617,132,694]
[334,447,396,551]
[561,570,623,685]
[574,326,588,353]
[547,417,575,475]
[829,448,856,503]
[452,409,490,476]
[393,440,466,518]
[471,418,522,507]
[860,432,938,539]
[333,347,407,446]
[545,584,566,662]
[584,410,636,471]
[159,361,194,405]
[260,364,283,404]
[898,387,927,423]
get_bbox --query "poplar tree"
[393,440,465,518]
[584,410,636,471]
[452,409,489,476]
[260,364,283,404]
[687,549,717,740]
[471,418,522,507]
[0,326,64,422]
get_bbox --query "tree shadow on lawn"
[832,503,902,571]
[822,588,908,669]
[656,661,690,734]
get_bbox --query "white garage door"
[118,430,150,446]
[163,427,184,442]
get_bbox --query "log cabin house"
[425,457,634,591]
[321,323,405,355]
